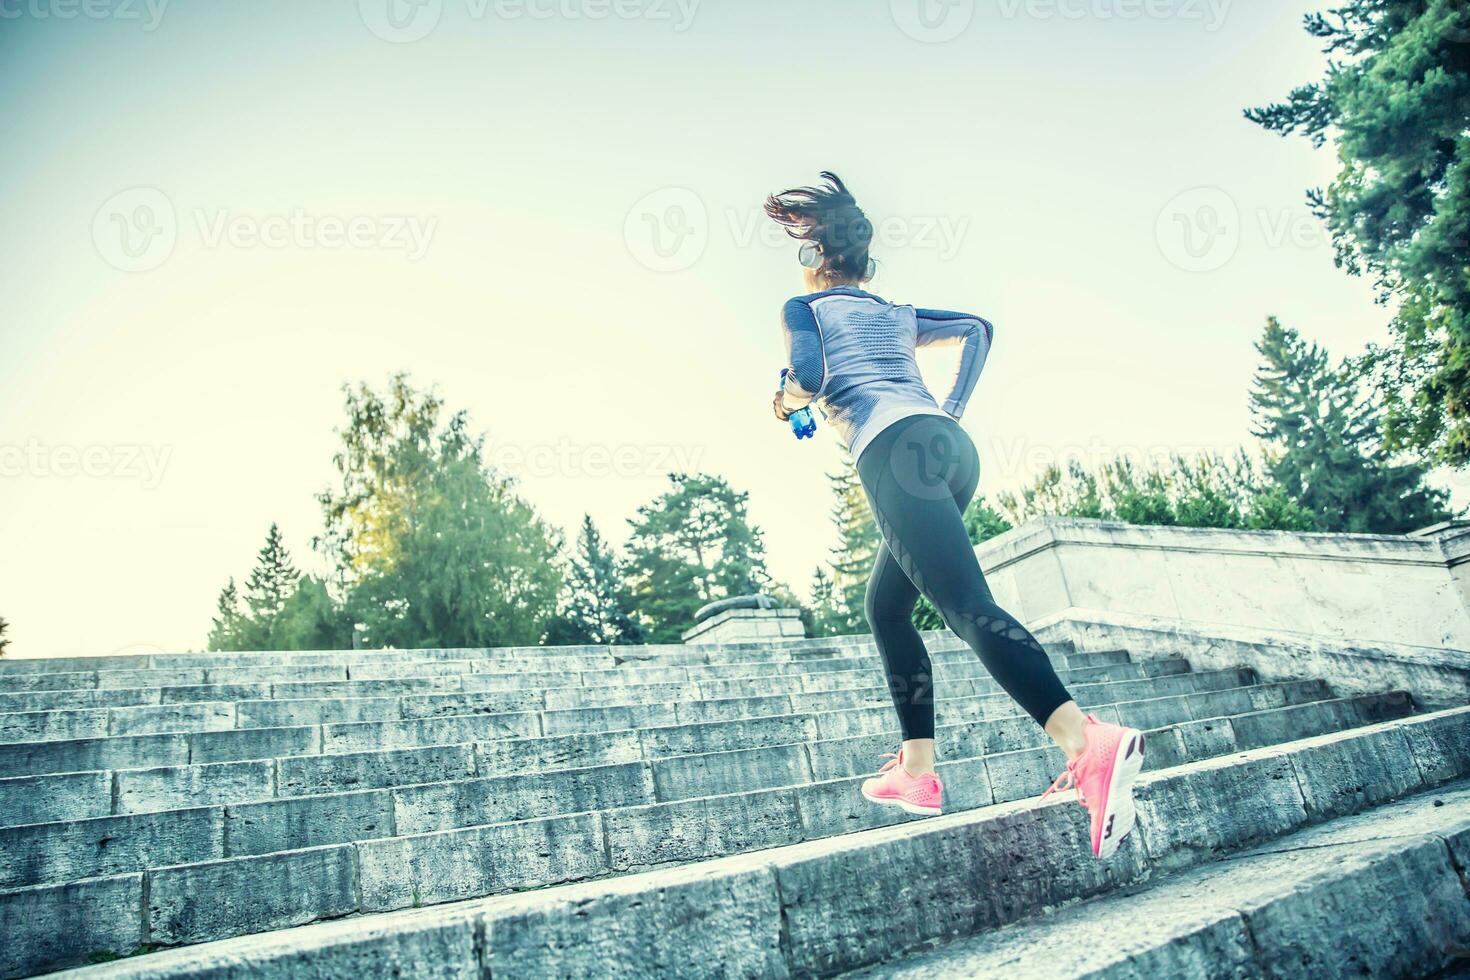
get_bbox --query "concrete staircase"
[0,632,1464,978]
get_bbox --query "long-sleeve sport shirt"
[778,285,993,462]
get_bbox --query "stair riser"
[0,669,1243,780]
[0,658,1165,743]
[0,681,1327,828]
[18,709,1461,980]
[0,695,1412,897]
[0,633,1080,679]
[0,647,1126,702]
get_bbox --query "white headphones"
[799,240,876,279]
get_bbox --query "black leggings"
[857,414,1073,740]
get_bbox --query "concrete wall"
[976,518,1470,707]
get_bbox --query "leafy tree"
[1102,460,1176,527]
[998,451,1322,533]
[624,472,771,642]
[207,578,249,651]
[275,576,354,651]
[999,462,1105,525]
[1245,1,1470,464]
[552,515,644,645]
[1170,456,1245,530]
[962,495,1014,544]
[0,616,10,658]
[317,375,563,649]
[1251,317,1454,533]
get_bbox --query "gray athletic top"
[778,285,992,462]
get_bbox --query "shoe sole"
[1095,729,1146,860]
[861,787,943,817]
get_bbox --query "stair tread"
[845,780,1470,978]
[0,692,1416,897]
[30,707,1468,980]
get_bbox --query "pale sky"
[2,0,1463,657]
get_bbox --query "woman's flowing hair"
[764,171,874,284]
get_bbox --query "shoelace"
[876,752,901,774]
[1042,758,1088,807]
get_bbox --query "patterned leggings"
[856,413,1073,740]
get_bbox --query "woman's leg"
[858,416,1083,755]
[865,541,938,775]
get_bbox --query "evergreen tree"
[0,616,10,658]
[559,515,644,646]
[624,472,771,642]
[1246,1,1470,464]
[1250,318,1454,533]
[241,523,301,648]
[825,468,881,635]
[317,375,564,649]
[807,567,844,637]
[207,579,248,652]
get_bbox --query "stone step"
[17,707,1465,979]
[0,644,1127,705]
[0,630,1024,678]
[0,678,1316,830]
[0,692,1409,893]
[844,781,1470,978]
[0,655,1168,743]
[0,636,1063,692]
[0,668,1259,785]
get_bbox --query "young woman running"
[766,173,1144,859]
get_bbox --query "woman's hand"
[772,391,793,422]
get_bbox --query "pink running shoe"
[1042,716,1146,859]
[860,751,944,816]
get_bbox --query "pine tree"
[1246,1,1470,464]
[242,523,301,648]
[1250,318,1454,533]
[207,579,247,651]
[561,515,644,646]
[826,468,881,635]
[624,473,771,642]
[807,568,843,637]
[0,616,9,658]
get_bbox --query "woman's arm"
[915,309,992,418]
[778,297,825,414]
